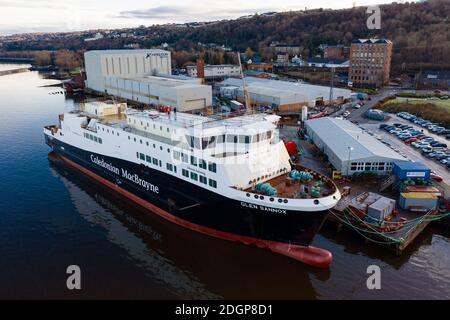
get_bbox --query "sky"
[0,0,414,36]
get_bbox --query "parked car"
[431,172,443,182]
[405,138,418,144]
[421,147,433,154]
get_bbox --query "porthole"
[283,199,288,203]
[246,193,250,197]
[278,199,283,203]
[260,196,264,200]
[314,200,319,205]
[270,198,274,202]
[254,195,259,199]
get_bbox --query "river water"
[0,67,449,299]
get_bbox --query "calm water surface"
[0,63,31,72]
[0,68,449,299]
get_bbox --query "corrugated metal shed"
[305,117,405,162]
[221,77,352,103]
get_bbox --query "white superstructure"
[44,101,340,212]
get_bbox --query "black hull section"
[46,136,329,247]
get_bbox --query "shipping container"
[399,193,438,211]
[404,186,441,196]
[393,161,431,180]
[367,197,396,222]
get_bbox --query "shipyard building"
[84,49,212,112]
[305,117,405,176]
[220,77,352,112]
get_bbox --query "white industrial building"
[104,75,212,111]
[220,77,352,112]
[85,49,172,93]
[186,64,241,79]
[85,49,212,112]
[305,117,405,176]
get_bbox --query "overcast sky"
[0,0,414,36]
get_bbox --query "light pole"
[346,146,354,177]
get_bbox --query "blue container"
[392,161,431,180]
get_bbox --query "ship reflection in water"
[48,152,323,299]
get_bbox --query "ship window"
[89,134,93,140]
[173,151,180,160]
[267,131,272,139]
[199,176,207,184]
[133,137,136,142]
[217,135,225,143]
[160,146,163,151]
[173,166,177,173]
[167,128,170,132]
[208,162,217,173]
[117,132,119,136]
[182,153,188,163]
[190,156,197,166]
[139,153,145,160]
[146,142,149,146]
[152,158,158,165]
[227,135,238,143]
[159,160,162,167]
[140,140,142,144]
[244,136,250,144]
[128,136,130,140]
[194,137,200,149]
[199,159,207,169]
[146,155,151,163]
[239,135,246,143]
[167,163,173,171]
[208,179,217,188]
[182,169,189,177]
[190,172,198,181]
[93,136,98,142]
[98,138,102,144]
[136,152,139,158]
[167,148,170,153]
[107,129,109,133]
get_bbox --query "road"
[347,87,398,122]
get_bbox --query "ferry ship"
[44,101,341,268]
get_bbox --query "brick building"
[349,39,393,88]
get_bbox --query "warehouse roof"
[393,161,430,171]
[305,117,405,162]
[85,49,169,55]
[111,75,205,89]
[222,77,351,102]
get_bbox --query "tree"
[245,47,255,60]
[54,50,81,71]
[33,51,52,66]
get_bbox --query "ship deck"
[245,164,337,200]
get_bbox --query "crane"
[237,52,251,111]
